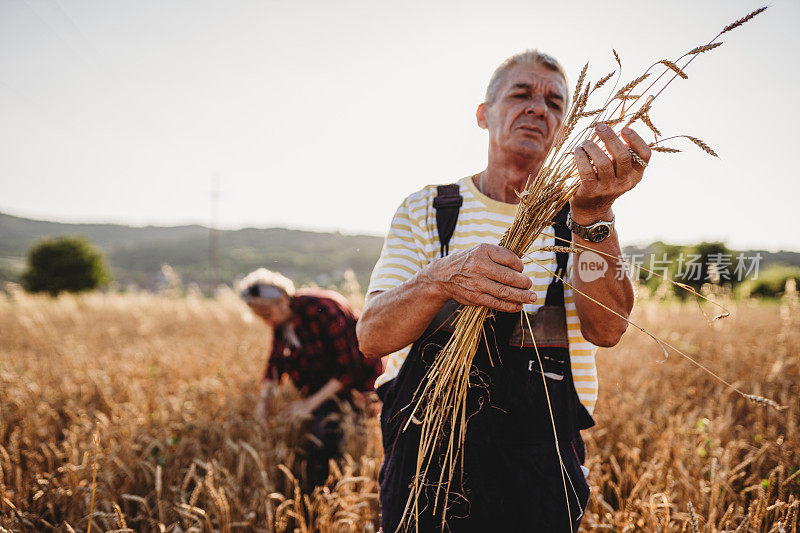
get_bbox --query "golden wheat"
[0,291,797,531]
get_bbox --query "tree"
[740,265,800,299]
[641,241,736,299]
[22,235,110,296]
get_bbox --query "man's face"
[248,295,292,328]
[478,62,567,161]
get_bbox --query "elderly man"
[239,268,382,488]
[357,50,649,531]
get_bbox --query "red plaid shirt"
[264,288,382,395]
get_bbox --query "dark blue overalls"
[376,186,595,532]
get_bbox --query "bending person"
[239,268,382,488]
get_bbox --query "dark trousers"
[377,307,593,532]
[303,399,346,489]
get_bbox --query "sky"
[1,0,798,251]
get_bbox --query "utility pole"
[209,174,220,291]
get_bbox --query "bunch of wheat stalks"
[399,6,770,531]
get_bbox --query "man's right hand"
[358,244,537,358]
[420,243,536,313]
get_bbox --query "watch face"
[589,225,610,242]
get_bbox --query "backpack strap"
[433,184,463,258]
[545,203,572,307]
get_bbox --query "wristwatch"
[566,213,615,243]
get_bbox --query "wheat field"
[0,289,797,532]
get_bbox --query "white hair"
[238,268,295,301]
[485,49,569,108]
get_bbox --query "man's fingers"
[595,124,632,175]
[621,126,652,165]
[484,244,525,272]
[580,140,615,182]
[481,244,534,291]
[574,146,597,182]
[485,263,532,290]
[482,279,536,304]
[454,279,535,308]
[469,291,525,313]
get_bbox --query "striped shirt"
[366,176,599,414]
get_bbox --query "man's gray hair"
[485,49,569,107]
[238,268,295,301]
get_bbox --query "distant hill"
[1,212,798,294]
[621,242,800,271]
[0,212,384,293]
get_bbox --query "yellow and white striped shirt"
[367,176,599,414]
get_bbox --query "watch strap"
[566,214,615,242]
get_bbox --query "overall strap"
[433,184,463,257]
[545,203,572,307]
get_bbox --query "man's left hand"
[571,125,651,223]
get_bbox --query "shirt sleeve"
[366,195,430,294]
[264,335,286,382]
[317,301,360,390]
